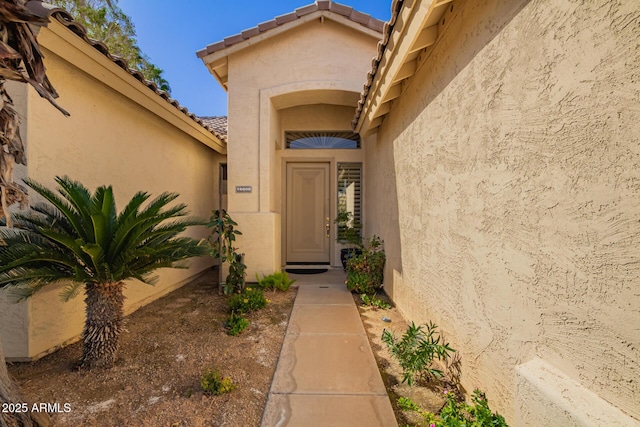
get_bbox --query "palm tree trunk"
[0,341,49,427]
[79,281,125,369]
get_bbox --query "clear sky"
[117,0,392,118]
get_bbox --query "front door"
[286,162,330,264]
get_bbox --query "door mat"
[285,268,328,275]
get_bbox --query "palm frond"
[23,177,86,239]
[1,177,205,298]
[15,202,74,235]
[54,176,95,240]
[90,184,117,246]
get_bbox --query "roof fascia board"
[200,10,382,66]
[356,0,454,134]
[356,1,427,134]
[42,19,226,154]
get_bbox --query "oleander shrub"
[382,321,455,386]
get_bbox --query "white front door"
[286,162,330,264]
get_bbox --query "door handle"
[325,217,330,238]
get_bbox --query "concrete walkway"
[261,269,398,427]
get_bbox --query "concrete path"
[261,269,398,427]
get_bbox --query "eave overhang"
[39,19,226,154]
[197,8,384,92]
[354,0,456,136]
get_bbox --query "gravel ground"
[8,270,297,427]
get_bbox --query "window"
[337,163,362,241]
[285,131,360,149]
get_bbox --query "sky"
[117,0,392,118]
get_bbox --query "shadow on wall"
[408,0,532,123]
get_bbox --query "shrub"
[201,369,236,396]
[346,235,385,295]
[227,287,267,313]
[360,293,391,309]
[207,210,246,295]
[397,396,422,412]
[382,321,455,386]
[431,390,508,426]
[256,271,296,292]
[225,311,249,336]
[223,252,246,295]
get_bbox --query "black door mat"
[285,268,328,275]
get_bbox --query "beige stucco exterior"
[0,19,225,360]
[2,0,637,424]
[359,0,640,425]
[201,16,380,277]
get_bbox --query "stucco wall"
[366,0,640,423]
[0,28,223,360]
[225,19,379,275]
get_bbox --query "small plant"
[398,396,422,412]
[425,390,508,426]
[200,369,236,396]
[227,287,267,313]
[225,311,249,336]
[397,390,507,426]
[223,252,247,295]
[256,271,296,292]
[360,293,391,309]
[346,235,386,295]
[207,210,246,294]
[382,321,455,386]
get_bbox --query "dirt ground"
[7,271,456,427]
[7,270,297,427]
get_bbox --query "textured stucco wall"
[363,132,402,299]
[367,0,640,423]
[0,36,223,359]
[225,19,378,274]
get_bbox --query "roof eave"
[41,18,227,154]
[198,9,384,92]
[355,0,456,136]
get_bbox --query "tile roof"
[25,1,226,143]
[199,116,228,142]
[196,0,385,58]
[352,0,403,130]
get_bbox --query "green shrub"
[397,390,508,426]
[225,311,249,336]
[256,271,296,291]
[223,252,246,295]
[207,210,246,295]
[227,287,267,313]
[201,369,236,396]
[435,390,508,426]
[398,396,422,412]
[360,293,391,309]
[382,321,455,386]
[346,236,385,295]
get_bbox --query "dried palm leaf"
[0,0,69,228]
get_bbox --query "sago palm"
[0,176,207,368]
